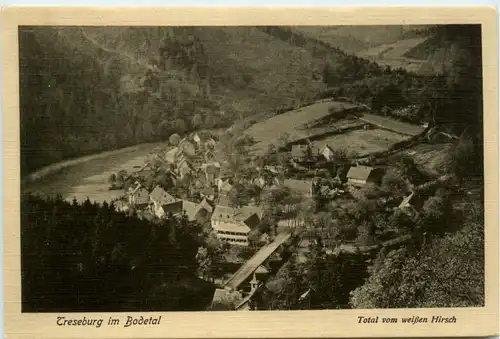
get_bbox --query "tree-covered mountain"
[19,25,482,177]
[19,26,329,175]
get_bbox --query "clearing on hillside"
[357,37,428,60]
[245,100,359,154]
[312,129,407,157]
[358,113,425,136]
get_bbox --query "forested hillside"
[21,193,214,312]
[19,26,329,175]
[19,25,482,177]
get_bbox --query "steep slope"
[19,26,331,175]
[295,25,439,74]
[295,25,432,52]
[20,27,204,175]
[82,26,327,109]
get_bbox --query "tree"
[191,113,203,129]
[397,155,426,187]
[371,84,407,112]
[142,121,154,140]
[381,169,408,195]
[21,194,208,312]
[278,132,291,149]
[175,119,187,134]
[351,198,484,309]
[447,130,477,184]
[169,133,181,146]
[308,251,369,309]
[116,170,128,189]
[195,247,213,281]
[267,143,277,155]
[208,290,242,311]
[237,246,257,261]
[389,209,415,233]
[355,222,376,247]
[267,254,308,310]
[108,173,117,186]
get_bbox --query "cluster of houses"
[291,141,336,163]
[118,130,421,247]
[119,179,265,247]
[161,132,219,181]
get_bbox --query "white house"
[252,177,266,189]
[178,137,197,157]
[149,185,177,218]
[192,133,201,147]
[217,179,234,196]
[176,157,194,179]
[210,205,263,246]
[128,182,150,209]
[319,145,335,161]
[164,147,179,164]
[346,165,383,186]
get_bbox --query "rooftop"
[212,220,251,234]
[212,204,263,229]
[398,192,424,209]
[238,205,264,220]
[219,180,234,193]
[150,185,176,205]
[212,205,237,221]
[130,186,150,205]
[211,288,228,306]
[164,147,179,163]
[199,198,214,213]
[347,165,375,181]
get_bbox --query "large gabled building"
[149,185,178,218]
[346,165,384,186]
[210,205,264,246]
[211,206,251,246]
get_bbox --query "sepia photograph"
[19,23,485,312]
[2,6,498,339]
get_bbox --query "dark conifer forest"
[21,194,214,312]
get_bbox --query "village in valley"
[20,25,484,313]
[106,98,463,311]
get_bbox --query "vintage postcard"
[1,6,499,339]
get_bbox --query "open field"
[357,37,428,59]
[358,113,425,136]
[245,100,359,154]
[23,143,165,203]
[355,37,439,74]
[312,128,408,157]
